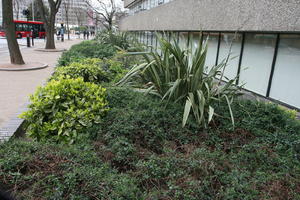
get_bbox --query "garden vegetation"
[0,31,299,200]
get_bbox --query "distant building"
[56,0,89,27]
[0,0,33,24]
[0,0,90,28]
[120,0,300,110]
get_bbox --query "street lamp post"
[22,9,31,47]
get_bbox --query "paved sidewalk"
[0,37,83,133]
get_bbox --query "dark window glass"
[16,23,24,31]
[23,24,29,31]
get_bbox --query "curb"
[34,48,66,52]
[0,102,28,142]
[0,63,48,71]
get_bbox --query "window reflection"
[239,34,276,95]
[218,33,242,80]
[270,34,300,108]
[204,32,219,72]
[178,32,189,49]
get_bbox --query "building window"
[218,33,242,80]
[239,33,276,95]
[204,32,219,72]
[269,34,300,108]
[190,32,201,55]
[178,32,189,50]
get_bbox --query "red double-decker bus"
[0,20,46,39]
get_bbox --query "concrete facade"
[120,0,300,32]
[56,0,89,26]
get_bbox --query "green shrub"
[0,140,142,199]
[52,58,110,84]
[118,35,240,128]
[20,77,109,143]
[58,40,116,66]
[55,56,129,84]
[96,30,131,50]
[2,87,300,199]
[97,88,300,199]
[101,88,199,153]
[105,58,129,83]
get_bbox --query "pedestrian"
[83,30,86,40]
[56,29,60,40]
[60,25,64,42]
[87,31,89,40]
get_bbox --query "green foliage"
[52,58,110,84]
[58,40,116,66]
[105,58,129,83]
[0,140,142,199]
[98,88,300,199]
[20,78,108,143]
[2,88,300,199]
[95,30,132,50]
[118,35,240,128]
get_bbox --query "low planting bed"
[1,31,300,200]
[1,88,300,199]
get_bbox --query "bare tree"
[74,7,86,27]
[13,0,29,20]
[13,0,21,19]
[28,0,50,21]
[62,0,72,40]
[2,0,25,64]
[86,0,120,31]
[37,0,62,49]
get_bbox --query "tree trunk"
[3,0,25,65]
[37,0,62,49]
[45,13,56,49]
[45,25,55,49]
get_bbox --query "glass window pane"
[239,33,276,95]
[269,34,300,108]
[156,32,164,55]
[218,33,242,80]
[142,32,146,45]
[23,24,28,31]
[204,32,219,72]
[190,32,201,56]
[178,32,189,51]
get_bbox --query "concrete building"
[56,0,89,27]
[0,0,33,25]
[120,0,300,110]
[0,0,90,27]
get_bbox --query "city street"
[0,35,79,55]
[0,37,45,55]
[0,36,83,130]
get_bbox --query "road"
[0,37,46,55]
[0,35,79,55]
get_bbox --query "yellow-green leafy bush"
[20,77,108,143]
[52,58,110,84]
[53,57,129,84]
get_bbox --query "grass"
[1,88,300,200]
